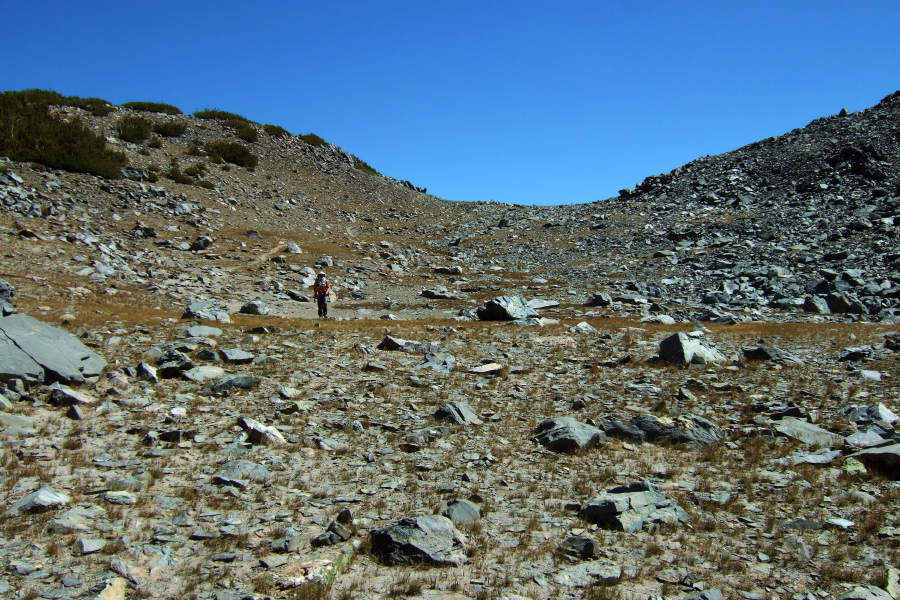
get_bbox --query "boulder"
[579,481,690,532]
[773,417,845,448]
[532,417,606,453]
[837,585,894,600]
[438,499,482,525]
[189,235,214,251]
[742,346,805,366]
[213,460,272,488]
[658,332,726,366]
[239,298,269,315]
[7,486,71,516]
[630,414,722,448]
[433,401,482,425]
[0,278,14,315]
[421,285,462,300]
[204,374,258,396]
[853,443,900,480]
[238,417,286,445]
[476,296,539,321]
[370,515,468,566]
[0,314,107,384]
[584,292,613,307]
[183,299,231,322]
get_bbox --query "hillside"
[0,90,899,600]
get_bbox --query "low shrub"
[194,109,249,122]
[183,163,206,177]
[205,140,258,168]
[263,124,290,138]
[152,120,187,137]
[353,156,379,176]
[73,97,115,116]
[236,124,258,143]
[147,135,163,149]
[116,115,152,143]
[300,133,327,146]
[184,141,204,156]
[0,89,126,178]
[166,166,194,185]
[122,101,182,115]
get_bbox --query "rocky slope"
[0,91,899,600]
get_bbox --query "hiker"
[314,271,331,319]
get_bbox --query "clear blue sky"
[3,1,899,205]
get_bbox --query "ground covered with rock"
[1,90,900,599]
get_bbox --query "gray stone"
[182,366,225,383]
[183,299,231,322]
[213,460,272,488]
[532,417,606,453]
[579,481,690,532]
[837,585,893,600]
[189,235,214,251]
[421,285,462,300]
[238,416,286,445]
[742,345,805,366]
[205,374,258,396]
[0,314,107,384]
[185,325,222,338]
[585,292,613,307]
[553,561,622,587]
[220,348,255,364]
[773,417,845,448]
[438,499,482,525]
[239,298,269,315]
[76,538,107,555]
[48,503,107,534]
[853,443,900,480]
[630,413,723,448]
[433,401,482,425]
[370,515,468,566]
[658,332,726,365]
[286,241,302,254]
[7,486,71,516]
[476,296,539,321]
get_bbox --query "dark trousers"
[316,293,328,317]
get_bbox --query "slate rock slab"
[553,560,622,587]
[659,332,726,365]
[238,416,286,445]
[433,401,482,425]
[213,460,272,488]
[438,499,482,525]
[579,481,690,532]
[370,515,468,566]
[7,486,71,516]
[630,414,722,448]
[853,443,900,480]
[837,585,894,600]
[773,417,845,448]
[742,345,805,366]
[204,374,258,396]
[0,314,107,384]
[476,296,539,321]
[183,299,231,322]
[239,298,269,315]
[532,417,606,453]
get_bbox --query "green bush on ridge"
[0,89,126,178]
[122,101,182,115]
[116,115,152,143]
[152,120,187,137]
[300,133,327,147]
[205,140,258,168]
[263,124,290,138]
[194,109,250,122]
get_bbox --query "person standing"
[314,271,332,319]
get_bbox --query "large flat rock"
[0,314,107,383]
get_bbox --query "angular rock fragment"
[7,486,71,516]
[742,345,805,366]
[853,443,900,480]
[579,481,690,532]
[213,460,272,488]
[204,374,258,396]
[773,417,845,448]
[630,413,722,448]
[476,296,539,321]
[183,299,231,322]
[532,417,606,453]
[238,416,286,445]
[658,332,726,365]
[0,314,107,384]
[370,515,468,566]
[240,298,269,315]
[434,401,482,425]
[438,499,482,525]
